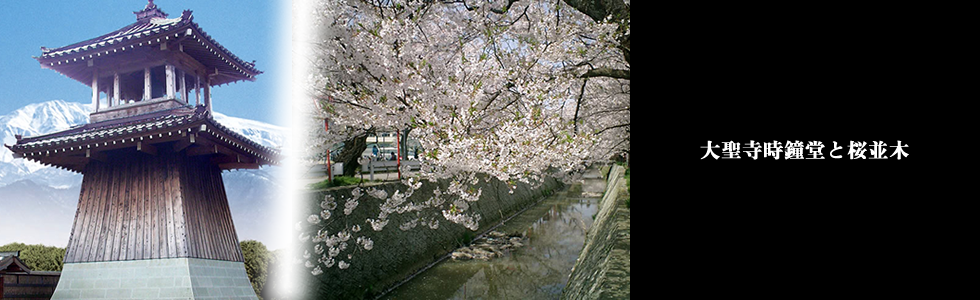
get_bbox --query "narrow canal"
[381,172,607,299]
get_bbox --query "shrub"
[241,240,277,299]
[0,242,65,271]
[625,167,630,208]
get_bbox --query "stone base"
[52,258,257,300]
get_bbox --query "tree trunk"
[336,132,369,177]
[400,128,412,160]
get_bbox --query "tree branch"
[580,68,630,80]
[491,0,520,14]
[443,0,480,11]
[561,0,629,23]
[316,94,371,111]
[573,78,587,134]
[596,123,630,135]
[562,0,630,65]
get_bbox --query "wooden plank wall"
[180,155,245,262]
[63,146,243,263]
[0,273,60,299]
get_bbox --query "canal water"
[381,173,607,300]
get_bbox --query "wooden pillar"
[179,69,187,103]
[204,77,212,114]
[113,73,121,106]
[166,64,176,100]
[195,75,201,106]
[91,69,99,111]
[144,67,152,101]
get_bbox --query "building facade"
[6,2,278,299]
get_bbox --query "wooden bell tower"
[7,1,276,299]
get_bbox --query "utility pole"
[396,129,402,180]
[325,118,332,182]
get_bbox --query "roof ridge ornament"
[181,9,194,23]
[134,0,169,23]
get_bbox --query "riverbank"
[381,171,606,299]
[296,174,562,299]
[562,165,631,299]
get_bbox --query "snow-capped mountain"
[0,100,284,249]
[212,111,284,150]
[0,100,90,188]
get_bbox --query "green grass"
[625,169,630,189]
[308,176,371,189]
[625,167,630,208]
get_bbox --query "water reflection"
[382,178,606,300]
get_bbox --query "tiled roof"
[36,10,260,85]
[14,106,198,149]
[40,17,183,59]
[0,255,31,273]
[8,106,279,172]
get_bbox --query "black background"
[656,5,935,294]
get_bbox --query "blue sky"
[0,0,289,126]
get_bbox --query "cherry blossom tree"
[299,0,629,273]
[308,0,628,176]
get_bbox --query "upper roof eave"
[35,10,261,85]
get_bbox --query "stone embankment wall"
[562,165,631,300]
[297,174,562,299]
